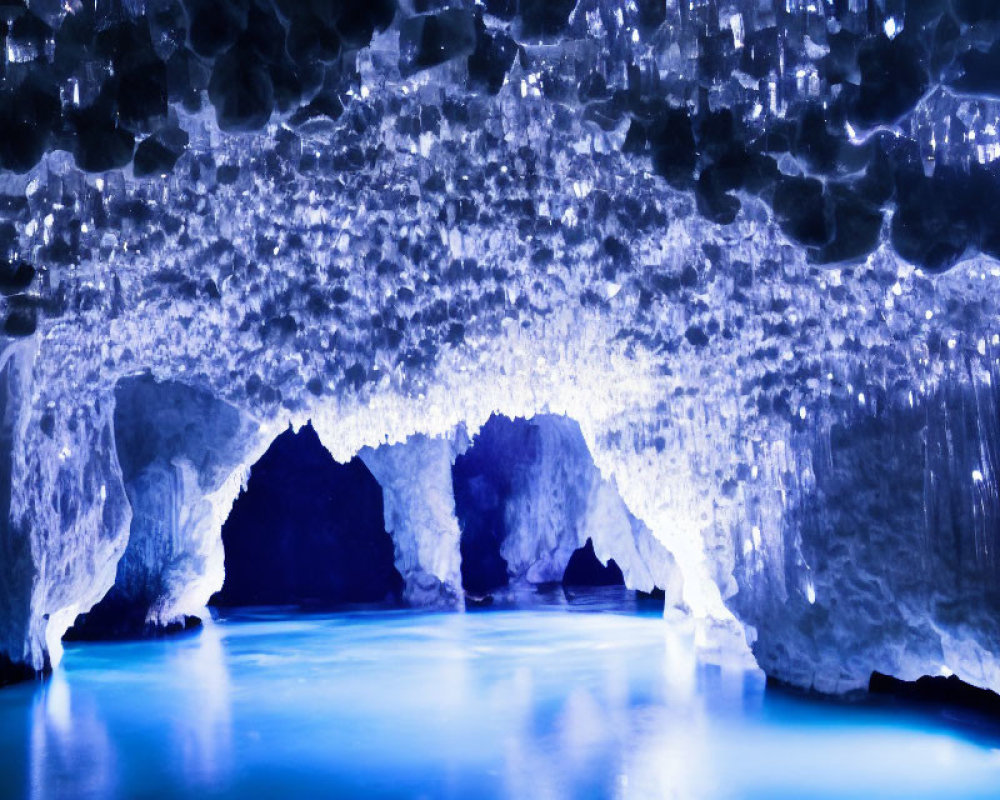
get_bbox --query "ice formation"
[3,0,1000,696]
[359,432,465,606]
[68,375,261,637]
[452,414,682,601]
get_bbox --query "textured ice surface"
[360,432,465,607]
[3,0,1000,693]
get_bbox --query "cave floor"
[2,593,999,799]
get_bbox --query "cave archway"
[210,423,403,608]
[67,374,259,641]
[453,413,676,605]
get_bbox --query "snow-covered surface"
[2,0,1000,693]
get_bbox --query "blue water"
[2,595,1000,800]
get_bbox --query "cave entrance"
[210,422,402,608]
[452,414,528,596]
[562,539,625,587]
[453,413,659,604]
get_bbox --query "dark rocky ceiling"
[3,0,1000,284]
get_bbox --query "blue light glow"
[2,602,999,799]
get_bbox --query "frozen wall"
[0,343,36,683]
[0,341,131,676]
[730,371,1000,693]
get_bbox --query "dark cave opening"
[869,671,1000,721]
[210,422,403,608]
[562,538,625,587]
[452,414,541,596]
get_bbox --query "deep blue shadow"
[562,538,625,587]
[211,423,402,607]
[452,414,542,596]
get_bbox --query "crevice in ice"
[210,423,403,607]
[452,415,517,597]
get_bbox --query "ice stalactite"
[359,433,465,607]
[0,340,132,676]
[453,414,683,605]
[68,375,262,638]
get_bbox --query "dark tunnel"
[451,414,539,596]
[562,538,625,587]
[210,423,402,608]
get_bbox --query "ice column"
[360,433,465,607]
[70,376,261,637]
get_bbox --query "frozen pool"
[2,592,1000,800]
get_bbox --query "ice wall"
[730,368,1000,693]
[0,342,36,683]
[2,0,1000,694]
[0,341,131,676]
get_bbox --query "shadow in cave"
[762,670,1000,748]
[562,538,625,587]
[451,414,532,598]
[210,423,402,609]
[867,671,1000,736]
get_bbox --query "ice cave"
[4,0,1000,797]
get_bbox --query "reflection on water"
[2,591,1000,799]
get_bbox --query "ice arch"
[211,424,403,607]
[68,375,260,639]
[452,414,684,606]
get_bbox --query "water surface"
[2,594,1000,799]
